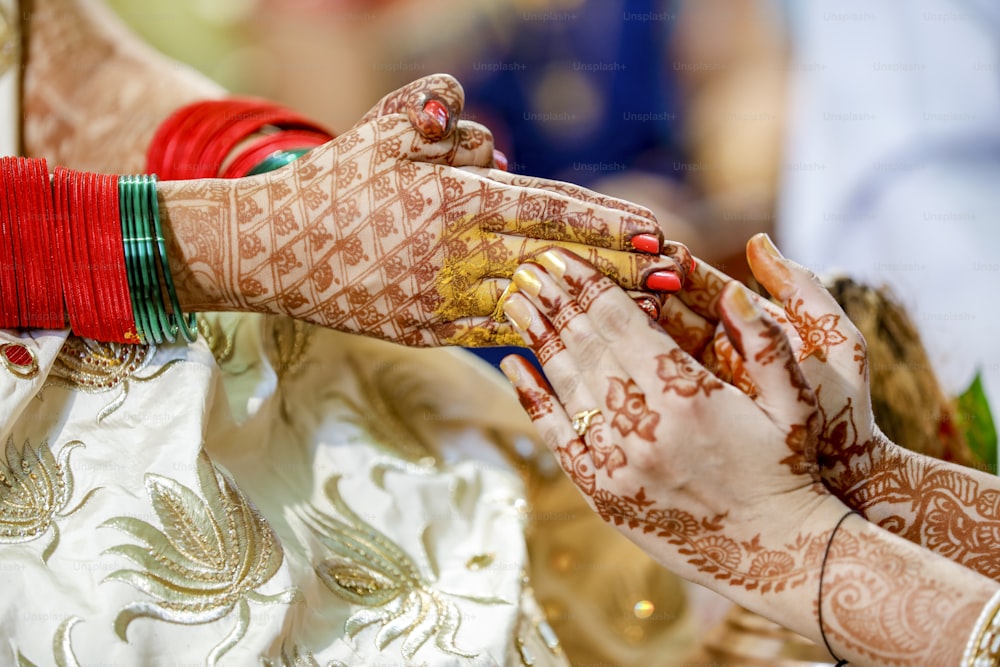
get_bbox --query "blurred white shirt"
[778,0,1000,430]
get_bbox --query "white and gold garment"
[0,315,572,666]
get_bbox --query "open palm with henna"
[668,234,1000,582]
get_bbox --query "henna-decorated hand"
[497,247,850,612]
[670,234,1000,582]
[208,77,690,347]
[497,248,1000,666]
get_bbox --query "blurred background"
[107,0,789,279]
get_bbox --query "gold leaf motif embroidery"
[13,616,83,667]
[0,437,95,562]
[296,476,509,661]
[45,337,183,422]
[266,316,313,380]
[102,450,298,666]
[324,357,439,464]
[198,316,239,367]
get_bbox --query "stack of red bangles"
[0,157,194,344]
[0,98,333,343]
[145,97,334,179]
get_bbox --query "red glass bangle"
[51,168,140,344]
[82,171,117,339]
[52,167,78,334]
[0,158,20,328]
[100,173,140,343]
[147,97,333,179]
[68,169,101,338]
[28,158,63,329]
[2,158,60,329]
[221,129,331,179]
[8,158,31,327]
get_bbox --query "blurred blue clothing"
[458,0,685,370]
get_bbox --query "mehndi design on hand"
[159,75,691,347]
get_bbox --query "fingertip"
[492,149,509,172]
[408,95,458,143]
[499,354,525,384]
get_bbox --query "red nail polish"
[630,233,660,254]
[646,271,681,292]
[493,149,509,171]
[423,99,449,133]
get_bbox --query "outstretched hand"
[228,75,691,347]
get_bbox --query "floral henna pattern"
[591,486,824,594]
[585,417,627,476]
[785,298,848,362]
[753,319,815,406]
[657,349,725,397]
[556,441,596,494]
[606,378,659,441]
[817,397,1000,581]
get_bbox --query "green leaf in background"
[955,372,998,475]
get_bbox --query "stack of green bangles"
[120,174,198,344]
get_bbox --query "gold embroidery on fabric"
[260,644,344,667]
[266,316,313,379]
[198,316,239,367]
[296,476,509,661]
[324,356,440,464]
[102,450,298,667]
[13,616,83,667]
[45,337,182,422]
[0,437,96,562]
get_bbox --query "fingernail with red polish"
[630,233,660,254]
[423,99,449,133]
[646,271,682,292]
[493,149,509,171]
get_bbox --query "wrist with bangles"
[0,97,334,343]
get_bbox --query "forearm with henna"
[675,239,1000,584]
[21,0,223,172]
[820,425,1000,582]
[819,514,995,667]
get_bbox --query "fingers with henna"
[510,248,687,385]
[718,282,817,432]
[501,281,609,441]
[499,353,599,494]
[497,237,686,293]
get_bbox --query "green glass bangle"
[119,176,150,344]
[147,174,197,342]
[245,148,311,177]
[132,175,176,344]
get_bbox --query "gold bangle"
[963,589,1000,667]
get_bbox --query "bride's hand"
[235,78,691,347]
[498,247,847,600]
